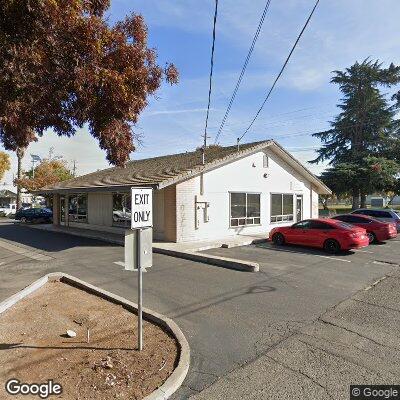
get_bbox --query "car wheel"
[272,233,285,246]
[366,231,377,244]
[323,239,340,254]
[20,217,27,223]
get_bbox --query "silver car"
[351,208,400,232]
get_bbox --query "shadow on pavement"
[0,223,117,253]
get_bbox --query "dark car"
[331,214,397,243]
[350,209,400,232]
[15,207,53,224]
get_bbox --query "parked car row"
[269,209,399,254]
[14,207,53,223]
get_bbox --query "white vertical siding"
[88,192,113,227]
[174,149,318,242]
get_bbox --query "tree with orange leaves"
[16,158,74,192]
[0,0,178,205]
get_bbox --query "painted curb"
[0,272,190,400]
[153,247,259,272]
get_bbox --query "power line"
[238,0,320,143]
[214,0,273,144]
[202,0,219,164]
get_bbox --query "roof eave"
[157,140,275,189]
[269,141,331,195]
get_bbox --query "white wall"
[175,149,319,243]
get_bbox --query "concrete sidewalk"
[29,224,266,271]
[192,269,400,400]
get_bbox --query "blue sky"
[2,0,400,187]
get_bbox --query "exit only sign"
[131,187,153,229]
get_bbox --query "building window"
[68,194,87,223]
[113,193,131,228]
[230,192,261,227]
[270,194,294,223]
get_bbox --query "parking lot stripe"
[257,245,352,262]
[317,255,352,263]
[353,249,374,254]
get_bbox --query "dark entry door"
[296,195,303,222]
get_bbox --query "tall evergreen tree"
[310,59,400,209]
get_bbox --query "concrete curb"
[153,247,259,272]
[0,272,190,400]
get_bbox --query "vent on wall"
[263,154,269,168]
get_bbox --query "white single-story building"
[0,189,17,215]
[37,140,331,243]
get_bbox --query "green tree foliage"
[311,59,400,209]
[386,177,400,206]
[0,151,11,181]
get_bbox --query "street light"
[31,154,41,178]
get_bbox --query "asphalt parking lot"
[204,237,400,274]
[1,221,399,399]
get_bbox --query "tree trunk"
[360,191,367,208]
[16,147,25,209]
[351,189,359,211]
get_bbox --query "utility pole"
[201,133,210,165]
[72,160,77,177]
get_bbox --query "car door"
[22,209,31,221]
[286,220,312,245]
[375,210,395,224]
[31,208,41,221]
[307,221,335,247]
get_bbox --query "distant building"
[36,140,331,243]
[0,189,17,215]
[366,194,400,206]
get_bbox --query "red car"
[331,214,397,243]
[269,218,369,253]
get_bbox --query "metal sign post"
[125,187,153,352]
[137,228,143,351]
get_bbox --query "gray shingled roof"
[0,189,17,198]
[36,140,331,194]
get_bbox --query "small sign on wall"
[131,187,153,229]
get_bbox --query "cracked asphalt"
[1,220,399,399]
[193,241,400,399]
